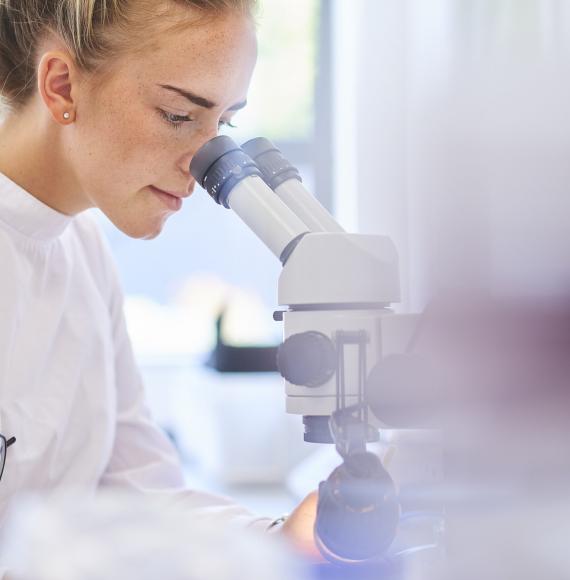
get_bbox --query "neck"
[0,99,90,216]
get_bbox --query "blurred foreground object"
[0,492,306,580]
[368,293,570,490]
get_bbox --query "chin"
[140,228,163,241]
[112,214,169,240]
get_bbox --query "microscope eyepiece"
[190,135,309,261]
[190,135,262,208]
[241,137,302,190]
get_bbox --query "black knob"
[277,331,336,387]
[315,452,400,562]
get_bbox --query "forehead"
[117,6,257,107]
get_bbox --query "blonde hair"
[0,0,257,110]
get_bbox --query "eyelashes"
[219,119,238,130]
[158,109,237,131]
[159,110,193,128]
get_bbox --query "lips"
[148,185,185,211]
[150,185,191,199]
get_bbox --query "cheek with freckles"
[81,89,164,196]
[69,85,186,238]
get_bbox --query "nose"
[177,125,220,178]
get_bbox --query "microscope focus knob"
[277,331,336,387]
[315,452,400,563]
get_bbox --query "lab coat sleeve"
[96,237,272,533]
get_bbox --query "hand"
[277,491,325,562]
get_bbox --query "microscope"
[190,136,425,564]
[189,132,570,576]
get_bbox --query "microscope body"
[189,136,435,563]
[276,232,416,433]
[190,135,545,566]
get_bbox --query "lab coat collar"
[0,171,73,241]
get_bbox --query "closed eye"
[158,109,193,129]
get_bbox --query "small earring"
[63,112,71,120]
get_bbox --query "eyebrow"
[158,84,247,111]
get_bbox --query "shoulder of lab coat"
[79,215,272,532]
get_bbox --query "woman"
[0,0,317,567]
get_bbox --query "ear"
[37,51,79,125]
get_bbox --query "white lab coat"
[0,172,271,574]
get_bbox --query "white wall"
[333,0,570,311]
[332,0,411,305]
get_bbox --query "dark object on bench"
[206,311,278,373]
